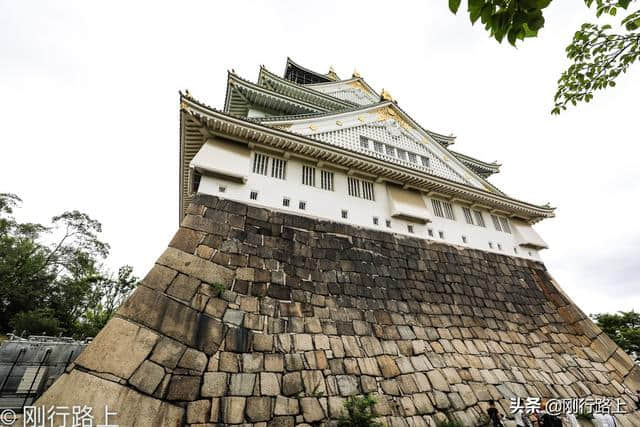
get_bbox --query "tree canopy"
[447,0,640,113]
[0,193,137,338]
[592,310,640,358]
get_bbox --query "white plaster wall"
[196,153,543,261]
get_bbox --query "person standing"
[487,400,504,427]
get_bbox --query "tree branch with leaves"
[447,0,640,113]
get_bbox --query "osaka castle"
[33,59,639,426]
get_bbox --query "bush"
[9,309,60,336]
[338,394,382,427]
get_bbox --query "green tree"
[0,193,137,338]
[592,310,640,358]
[338,395,382,427]
[447,0,640,113]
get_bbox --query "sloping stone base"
[34,194,640,426]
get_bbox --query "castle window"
[421,156,430,168]
[250,190,258,201]
[438,231,445,239]
[320,170,334,191]
[362,181,375,201]
[373,217,379,225]
[443,201,455,220]
[347,177,361,198]
[385,145,395,157]
[396,149,407,161]
[252,153,269,176]
[513,247,518,254]
[302,165,316,187]
[385,219,391,228]
[462,235,468,244]
[218,186,226,193]
[499,217,512,234]
[299,201,307,210]
[473,210,486,227]
[359,138,369,149]
[373,141,384,153]
[341,210,348,219]
[271,158,287,180]
[428,229,434,237]
[491,215,502,231]
[191,171,201,194]
[462,207,474,225]
[407,224,414,234]
[489,242,493,249]
[497,243,503,250]
[408,153,417,163]
[432,199,444,217]
[528,251,532,256]
[282,197,290,207]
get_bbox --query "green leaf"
[449,0,462,13]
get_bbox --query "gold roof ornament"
[380,88,393,101]
[352,69,361,78]
[326,65,339,81]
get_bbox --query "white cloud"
[1,0,638,314]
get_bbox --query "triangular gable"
[306,78,380,106]
[261,102,499,193]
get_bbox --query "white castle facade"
[179,59,553,260]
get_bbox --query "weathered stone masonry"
[35,194,640,426]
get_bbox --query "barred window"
[497,243,502,250]
[271,158,287,180]
[299,201,306,210]
[499,217,512,234]
[218,186,226,193]
[462,236,468,244]
[489,242,493,249]
[462,207,474,225]
[438,230,445,239]
[282,197,290,207]
[385,219,391,228]
[341,210,348,219]
[408,153,417,163]
[421,156,430,167]
[491,215,502,231]
[191,171,201,194]
[320,170,334,191]
[407,224,414,234]
[373,141,384,153]
[396,149,407,161]
[473,210,486,227]
[432,199,444,218]
[428,229,434,237]
[302,165,316,187]
[252,153,269,175]
[359,138,369,149]
[385,145,395,157]
[443,201,455,220]
[362,181,375,201]
[347,177,361,198]
[373,217,379,225]
[249,190,258,200]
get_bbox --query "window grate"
[462,207,474,225]
[396,149,407,161]
[443,201,455,220]
[249,190,258,200]
[407,224,414,233]
[299,201,306,210]
[219,186,226,193]
[421,156,430,168]
[491,215,502,232]
[428,229,434,237]
[373,141,384,153]
[408,153,417,163]
[462,236,468,244]
[385,145,395,157]
[271,158,287,180]
[320,170,334,191]
[438,230,445,239]
[252,153,269,175]
[302,165,316,187]
[499,217,512,234]
[432,199,444,218]
[473,210,485,227]
[362,181,375,201]
[385,219,391,228]
[341,210,348,219]
[359,137,369,149]
[191,171,201,194]
[373,217,379,225]
[282,197,290,207]
[347,177,361,198]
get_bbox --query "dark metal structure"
[0,335,88,412]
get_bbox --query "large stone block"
[157,247,234,286]
[35,370,183,426]
[75,317,158,380]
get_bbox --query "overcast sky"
[2,1,638,315]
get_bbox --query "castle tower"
[33,59,640,426]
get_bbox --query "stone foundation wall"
[34,194,640,426]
